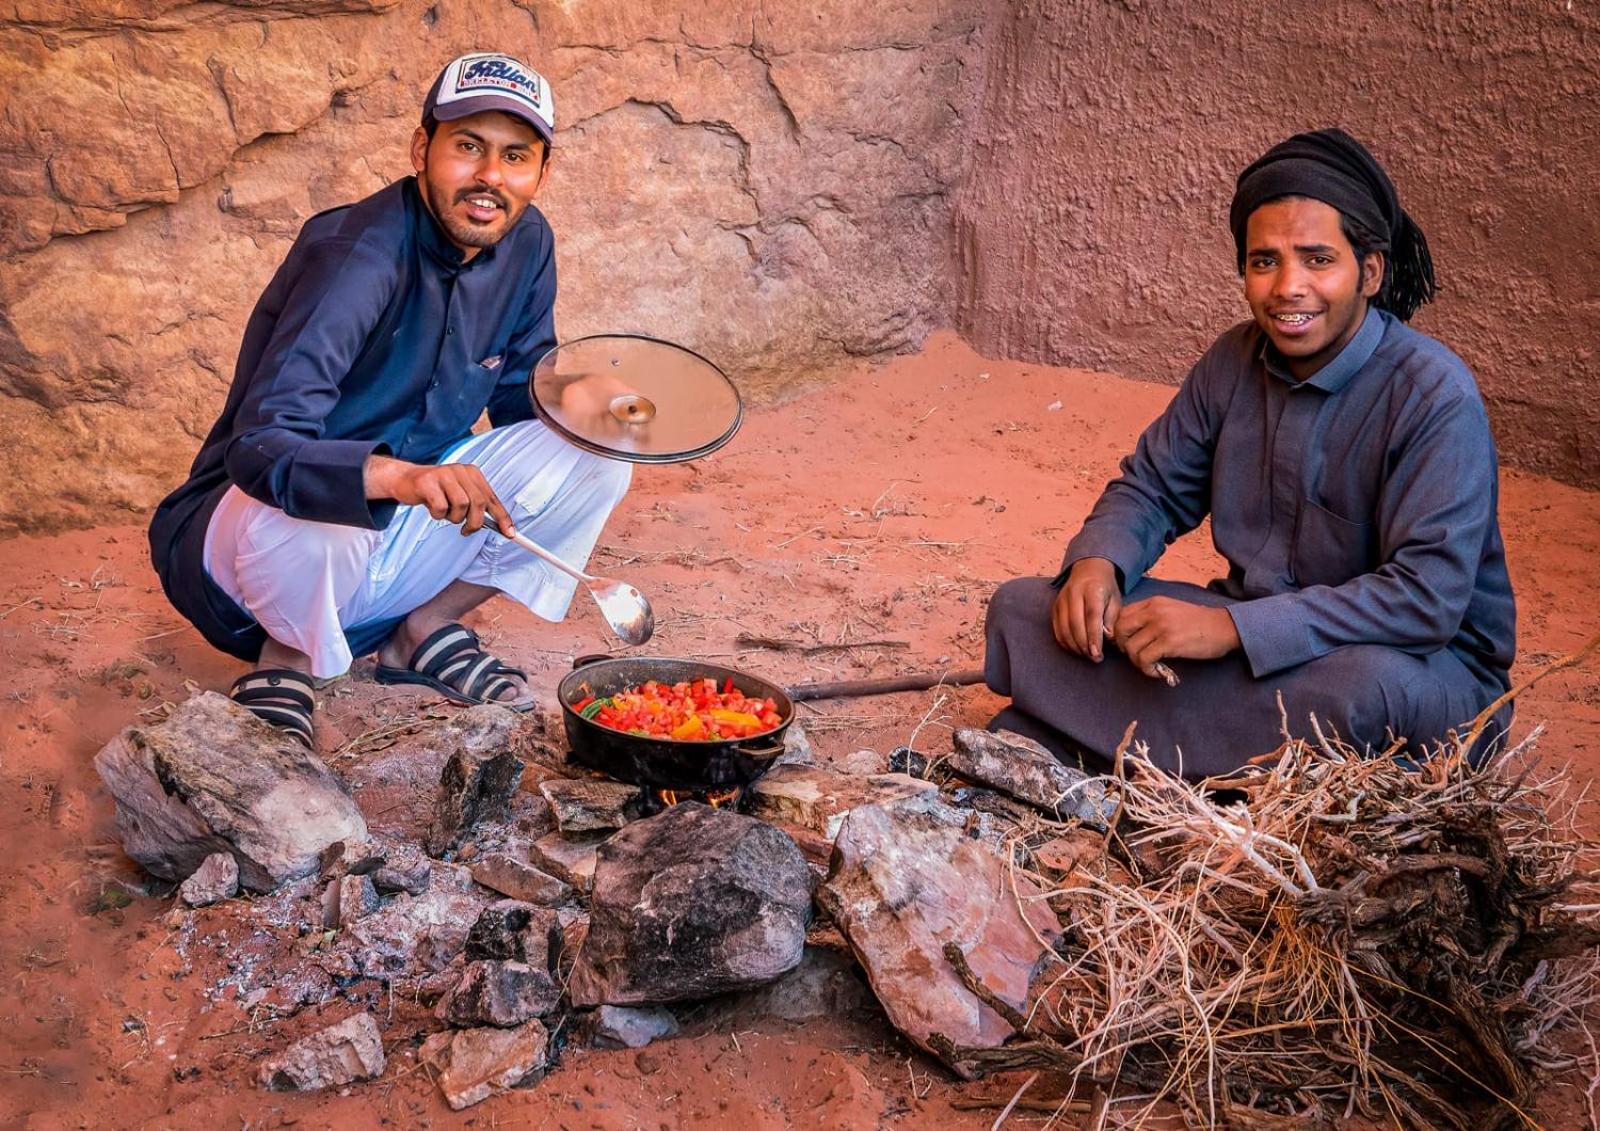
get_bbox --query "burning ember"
[654,785,742,810]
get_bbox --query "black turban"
[1229,128,1436,322]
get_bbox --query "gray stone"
[948,727,1117,826]
[528,833,602,895]
[426,707,526,855]
[465,900,562,971]
[471,852,572,906]
[818,799,1063,1079]
[538,777,644,833]
[371,842,432,896]
[746,765,938,841]
[774,722,816,768]
[343,863,488,979]
[730,946,874,1023]
[419,1022,548,1111]
[569,803,811,1006]
[93,692,367,892]
[435,959,561,1028]
[258,1012,385,1091]
[178,852,239,907]
[584,1004,678,1049]
[836,748,886,776]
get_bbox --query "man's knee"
[1282,645,1432,751]
[236,507,378,579]
[986,576,1055,638]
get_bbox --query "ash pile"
[96,693,1600,1124]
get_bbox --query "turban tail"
[1229,128,1436,322]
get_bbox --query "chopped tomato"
[586,676,783,741]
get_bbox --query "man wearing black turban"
[983,129,1516,779]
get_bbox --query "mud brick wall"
[954,0,1600,487]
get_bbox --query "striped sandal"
[229,669,316,748]
[374,624,535,711]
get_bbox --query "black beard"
[422,176,507,250]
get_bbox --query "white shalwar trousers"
[203,420,632,679]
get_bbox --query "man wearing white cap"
[149,52,631,746]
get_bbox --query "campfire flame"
[655,786,740,809]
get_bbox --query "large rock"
[258,1012,385,1091]
[420,1021,549,1111]
[93,693,367,891]
[427,707,525,854]
[948,728,1117,826]
[568,803,812,1006]
[746,765,938,840]
[817,800,1062,1078]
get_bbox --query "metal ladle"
[482,514,655,646]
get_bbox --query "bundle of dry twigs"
[947,722,1600,1129]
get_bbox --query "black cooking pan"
[558,656,794,790]
[557,656,986,791]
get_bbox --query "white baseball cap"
[422,53,555,144]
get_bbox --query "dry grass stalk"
[943,726,1600,1130]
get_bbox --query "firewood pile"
[942,726,1600,1129]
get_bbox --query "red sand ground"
[3,331,1598,1129]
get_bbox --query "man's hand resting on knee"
[1112,596,1241,678]
[1054,558,1241,679]
[365,456,515,537]
[1053,557,1124,662]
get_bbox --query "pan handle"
[740,740,785,760]
[786,668,986,702]
[572,653,613,671]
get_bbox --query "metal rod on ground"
[786,668,987,702]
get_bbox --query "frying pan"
[556,656,985,791]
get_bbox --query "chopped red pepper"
[590,677,782,741]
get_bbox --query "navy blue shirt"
[1061,308,1515,691]
[149,176,556,659]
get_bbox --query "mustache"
[454,186,508,208]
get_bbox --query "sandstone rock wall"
[953,0,1600,487]
[0,0,981,534]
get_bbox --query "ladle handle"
[481,514,591,584]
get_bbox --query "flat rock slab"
[818,799,1062,1078]
[746,765,938,841]
[538,778,643,833]
[94,692,367,891]
[428,707,526,854]
[179,851,238,907]
[420,1021,548,1111]
[258,1012,385,1091]
[471,852,571,906]
[949,728,1117,826]
[529,833,602,895]
[569,803,811,1006]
